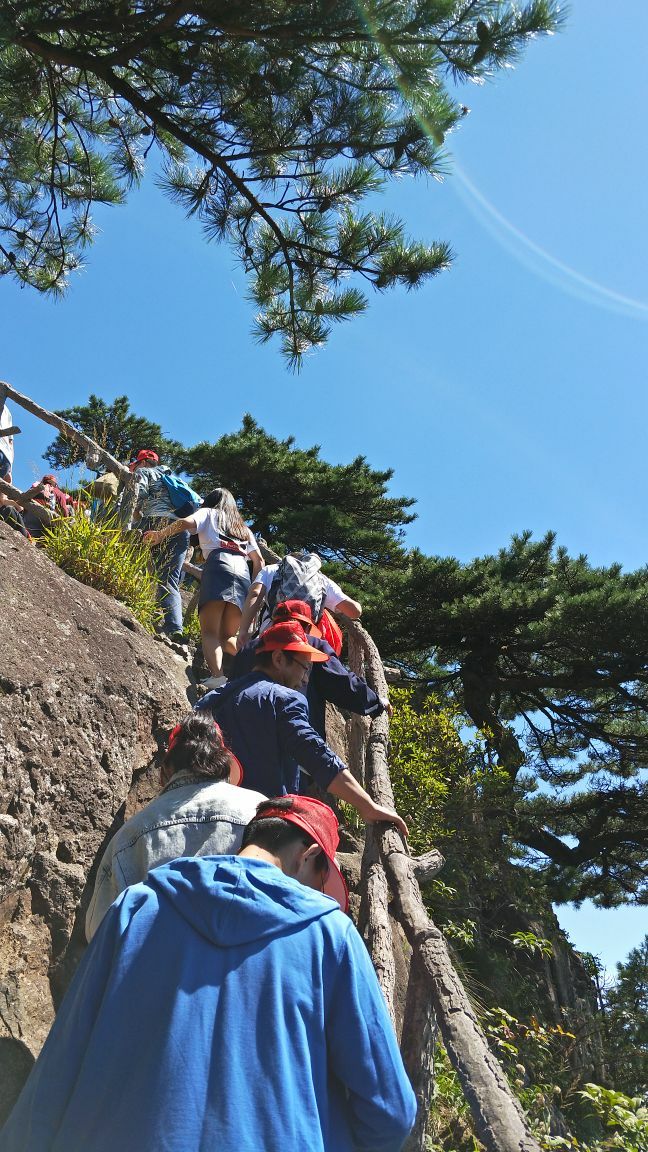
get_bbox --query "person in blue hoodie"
[0,796,417,1152]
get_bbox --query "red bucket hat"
[256,621,329,661]
[271,599,323,639]
[257,795,349,912]
[167,719,244,786]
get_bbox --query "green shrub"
[42,504,161,633]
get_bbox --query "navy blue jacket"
[231,636,384,737]
[196,672,346,796]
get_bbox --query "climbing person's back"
[0,796,416,1152]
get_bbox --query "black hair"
[164,713,230,782]
[201,487,247,540]
[241,798,328,874]
[252,649,276,672]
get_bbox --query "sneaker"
[201,675,228,690]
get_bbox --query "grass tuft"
[42,502,162,634]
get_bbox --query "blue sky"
[2,1,646,971]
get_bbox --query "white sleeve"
[323,575,346,610]
[256,564,277,591]
[191,507,211,533]
[246,529,262,557]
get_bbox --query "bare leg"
[221,603,243,657]
[199,600,225,675]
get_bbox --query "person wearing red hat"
[1,793,416,1152]
[144,487,263,686]
[231,598,390,738]
[130,449,190,639]
[197,621,408,837]
[85,712,267,940]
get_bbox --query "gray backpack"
[266,552,327,622]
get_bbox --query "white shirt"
[0,403,15,466]
[191,508,261,561]
[255,563,347,610]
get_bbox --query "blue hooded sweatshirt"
[0,857,416,1152]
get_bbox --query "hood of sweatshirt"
[146,855,340,948]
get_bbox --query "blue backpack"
[159,471,202,519]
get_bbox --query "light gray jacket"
[85,775,266,940]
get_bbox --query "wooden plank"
[0,478,47,509]
[0,381,129,478]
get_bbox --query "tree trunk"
[401,953,437,1152]
[344,618,542,1152]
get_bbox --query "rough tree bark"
[344,618,542,1152]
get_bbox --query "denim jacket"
[85,775,267,940]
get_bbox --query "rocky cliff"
[0,521,192,1121]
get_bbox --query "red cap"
[272,599,323,639]
[167,720,243,786]
[256,622,329,661]
[256,795,349,912]
[129,449,159,470]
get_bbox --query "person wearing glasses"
[232,597,391,738]
[197,621,408,837]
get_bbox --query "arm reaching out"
[327,770,408,839]
[236,581,266,649]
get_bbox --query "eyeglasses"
[286,654,311,673]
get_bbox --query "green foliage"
[602,935,648,1095]
[0,2,561,362]
[510,931,554,959]
[578,1084,648,1152]
[42,503,161,633]
[44,394,184,471]
[388,686,474,854]
[180,413,415,569]
[377,532,648,906]
[182,608,202,645]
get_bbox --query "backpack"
[158,471,203,519]
[266,552,327,622]
[318,609,343,657]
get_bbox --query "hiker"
[144,487,263,686]
[0,412,31,538]
[0,498,30,538]
[40,474,73,517]
[85,713,266,940]
[0,795,416,1152]
[131,448,199,641]
[0,401,14,483]
[232,599,391,738]
[21,477,57,539]
[197,621,408,837]
[236,550,361,654]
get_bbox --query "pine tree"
[0,2,561,364]
[180,413,414,568]
[369,532,648,905]
[604,935,648,1094]
[44,394,183,470]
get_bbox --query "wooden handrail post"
[343,619,542,1152]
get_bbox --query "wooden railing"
[0,382,139,523]
[344,619,542,1152]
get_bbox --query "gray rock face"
[0,521,191,1120]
